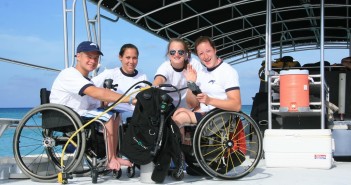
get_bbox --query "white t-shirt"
[50,67,105,118]
[196,61,240,112]
[154,58,203,108]
[92,67,148,112]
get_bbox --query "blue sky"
[0,0,349,108]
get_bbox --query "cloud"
[0,33,64,69]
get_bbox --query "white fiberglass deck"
[1,159,350,185]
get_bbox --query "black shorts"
[194,112,204,123]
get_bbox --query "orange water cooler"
[279,69,310,112]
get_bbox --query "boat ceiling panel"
[89,0,351,64]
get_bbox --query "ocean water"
[0,108,32,157]
[0,105,252,157]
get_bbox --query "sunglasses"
[169,50,185,56]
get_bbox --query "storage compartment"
[330,121,351,157]
[264,129,333,169]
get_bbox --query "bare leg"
[172,108,198,145]
[105,114,132,170]
[172,108,198,125]
[114,114,133,167]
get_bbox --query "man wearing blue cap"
[50,41,133,170]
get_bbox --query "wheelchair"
[182,108,263,180]
[12,89,133,183]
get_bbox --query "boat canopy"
[88,0,351,65]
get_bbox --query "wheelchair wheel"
[112,169,122,179]
[13,104,86,182]
[127,166,135,178]
[193,109,263,180]
[83,155,111,176]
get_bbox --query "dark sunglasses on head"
[169,50,185,56]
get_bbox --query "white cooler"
[263,129,334,169]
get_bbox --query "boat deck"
[1,159,350,185]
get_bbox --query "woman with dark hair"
[92,43,148,112]
[91,43,148,170]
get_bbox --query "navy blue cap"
[76,41,103,55]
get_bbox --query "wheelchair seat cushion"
[82,108,117,122]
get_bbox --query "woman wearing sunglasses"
[153,38,203,109]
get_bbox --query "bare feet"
[107,157,121,170]
[107,157,133,170]
[117,157,133,167]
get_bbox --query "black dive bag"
[120,86,184,182]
